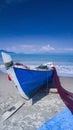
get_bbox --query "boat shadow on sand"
[31,78,57,105]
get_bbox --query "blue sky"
[0,0,73,53]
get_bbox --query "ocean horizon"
[0,52,73,77]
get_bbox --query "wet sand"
[0,71,73,130]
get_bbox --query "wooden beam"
[2,100,25,121]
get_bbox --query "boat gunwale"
[13,65,53,72]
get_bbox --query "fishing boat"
[53,67,73,113]
[2,52,73,114]
[2,52,54,99]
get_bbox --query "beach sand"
[0,71,73,130]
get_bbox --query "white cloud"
[64,48,73,51]
[40,44,55,52]
[6,44,73,53]
[6,46,17,52]
[20,44,37,53]
[6,44,55,53]
[6,44,36,53]
[20,44,33,49]
[57,48,73,53]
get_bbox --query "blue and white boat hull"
[2,52,54,99]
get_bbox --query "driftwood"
[2,100,25,121]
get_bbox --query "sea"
[0,52,73,77]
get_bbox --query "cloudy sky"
[0,0,73,53]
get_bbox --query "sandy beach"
[0,71,73,130]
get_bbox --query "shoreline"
[0,71,73,130]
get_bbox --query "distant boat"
[2,52,54,99]
[53,67,73,113]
